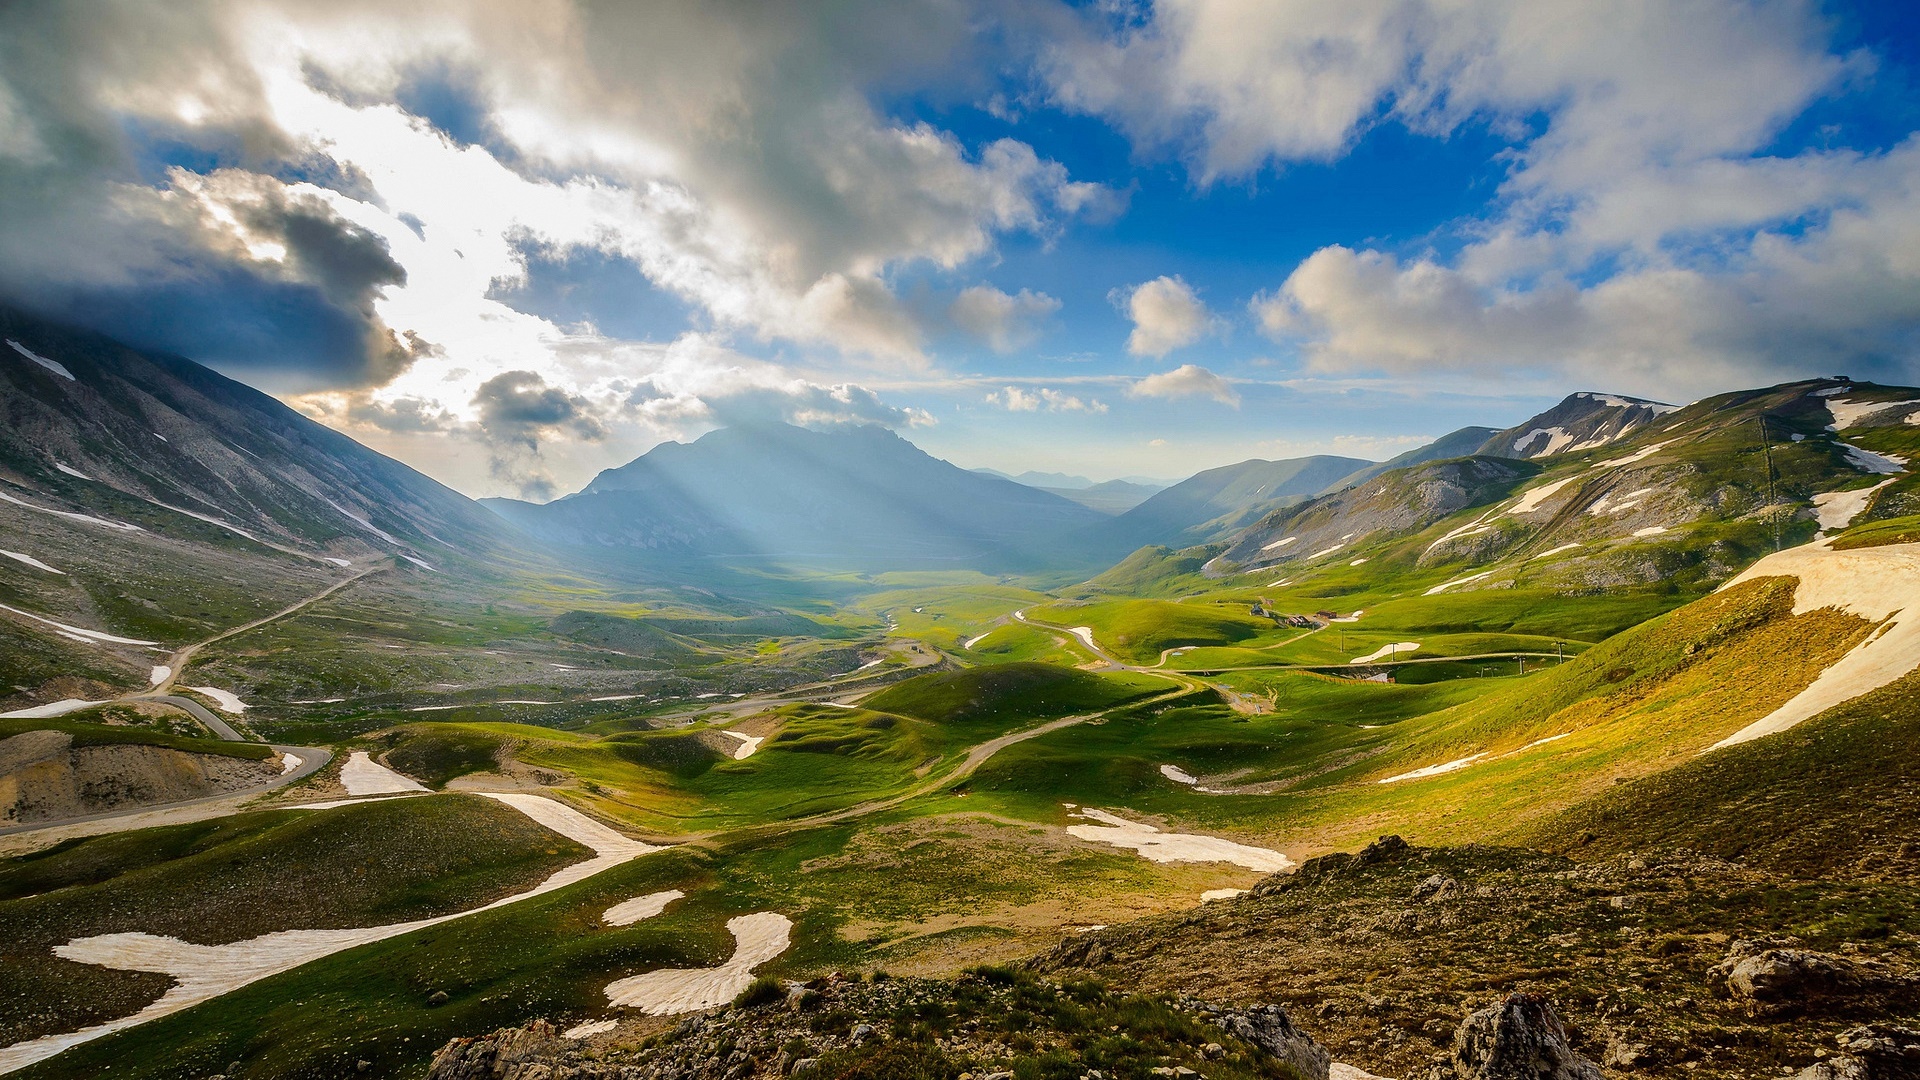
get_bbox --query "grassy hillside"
[0,796,588,1049]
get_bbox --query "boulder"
[1218,1003,1331,1080]
[1709,940,1873,1011]
[1450,993,1600,1080]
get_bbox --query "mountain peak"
[1480,391,1680,459]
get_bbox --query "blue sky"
[1,0,1916,496]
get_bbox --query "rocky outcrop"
[425,975,1333,1080]
[1448,993,1600,1080]
[426,1020,561,1080]
[1792,1024,1920,1080]
[1217,1003,1331,1080]
[0,729,279,823]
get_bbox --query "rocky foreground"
[428,839,1920,1080]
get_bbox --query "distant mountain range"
[13,304,1910,605]
[971,469,1176,490]
[482,422,1108,571]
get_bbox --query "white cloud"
[1043,0,1852,189]
[950,284,1062,352]
[0,0,1114,495]
[1128,364,1239,406]
[1114,275,1211,357]
[1050,0,1915,395]
[1254,134,1920,398]
[985,386,1107,413]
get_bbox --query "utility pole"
[1759,416,1781,552]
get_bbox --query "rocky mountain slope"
[484,422,1108,572]
[1476,392,1679,459]
[1213,378,1920,593]
[0,306,512,566]
[1321,426,1500,493]
[1090,454,1376,555]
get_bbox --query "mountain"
[1215,455,1536,572]
[483,422,1108,571]
[1213,377,1920,591]
[0,306,540,696]
[1040,478,1164,514]
[1323,425,1500,491]
[1477,391,1679,458]
[0,306,511,567]
[1089,454,1375,555]
[974,468,1094,489]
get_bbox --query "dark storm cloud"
[473,370,610,449]
[472,369,612,499]
[0,1,413,392]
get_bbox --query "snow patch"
[325,557,351,567]
[1840,442,1907,476]
[1066,626,1099,651]
[0,699,101,719]
[1632,526,1668,537]
[1350,642,1419,665]
[563,1020,618,1040]
[148,666,169,686]
[1066,807,1291,872]
[603,890,685,927]
[338,751,427,796]
[1509,477,1577,515]
[1513,427,1572,455]
[1260,535,1298,552]
[0,603,158,645]
[0,793,660,1073]
[604,912,792,1015]
[1349,557,1368,566]
[0,550,63,574]
[1159,764,1199,786]
[7,339,74,380]
[53,463,90,481]
[401,554,438,572]
[963,631,993,649]
[1379,753,1487,784]
[1710,542,1920,751]
[1532,543,1583,560]
[1308,544,1344,559]
[1329,1063,1398,1080]
[1813,480,1898,532]
[278,752,302,775]
[149,501,258,542]
[0,488,142,531]
[321,498,400,544]
[1200,889,1245,902]
[1425,505,1503,552]
[1577,392,1678,414]
[1425,571,1494,595]
[1828,398,1920,430]
[183,686,247,714]
[719,730,763,760]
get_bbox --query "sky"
[1,0,1916,498]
